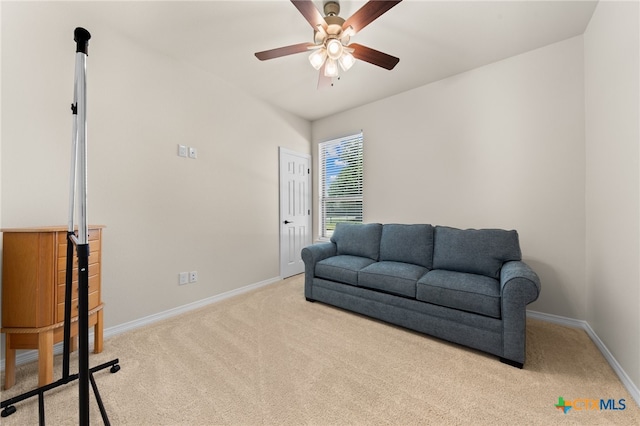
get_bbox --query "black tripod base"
[1,358,120,424]
[1,405,17,417]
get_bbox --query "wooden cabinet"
[1,226,105,390]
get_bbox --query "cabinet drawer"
[56,240,100,271]
[56,273,101,302]
[56,228,101,243]
[56,285,100,323]
[57,263,100,286]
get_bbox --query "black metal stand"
[0,27,120,425]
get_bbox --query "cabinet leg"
[70,335,78,353]
[93,309,104,354]
[37,330,54,387]
[4,334,16,390]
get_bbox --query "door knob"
[284,220,293,224]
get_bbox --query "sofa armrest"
[302,242,337,267]
[301,242,337,299]
[500,261,541,304]
[500,260,541,364]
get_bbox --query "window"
[319,132,363,239]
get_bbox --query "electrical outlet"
[179,272,189,285]
[189,271,198,283]
[178,144,187,158]
[188,147,197,159]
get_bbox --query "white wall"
[313,36,586,319]
[584,0,640,390]
[1,1,310,336]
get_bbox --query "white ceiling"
[76,0,598,121]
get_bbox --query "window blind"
[319,132,363,238]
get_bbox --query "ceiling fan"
[255,0,402,88]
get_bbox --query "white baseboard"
[527,310,640,407]
[102,276,282,339]
[1,276,282,373]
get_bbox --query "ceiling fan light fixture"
[325,38,343,60]
[338,51,355,71]
[309,48,327,70]
[324,58,339,77]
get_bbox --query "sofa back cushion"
[379,224,434,269]
[331,223,383,260]
[432,226,521,278]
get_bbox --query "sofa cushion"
[358,261,428,298]
[331,223,383,260]
[416,270,501,318]
[379,224,434,269]
[316,255,376,286]
[432,226,521,278]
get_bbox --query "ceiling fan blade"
[342,0,402,34]
[255,42,315,61]
[350,43,399,70]
[317,64,333,90]
[291,0,327,31]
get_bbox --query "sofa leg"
[500,357,523,369]
[305,297,316,303]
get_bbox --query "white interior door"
[279,148,311,278]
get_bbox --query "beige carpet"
[1,274,638,425]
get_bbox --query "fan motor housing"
[315,2,346,44]
[323,1,340,16]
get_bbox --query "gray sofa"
[301,223,541,368]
